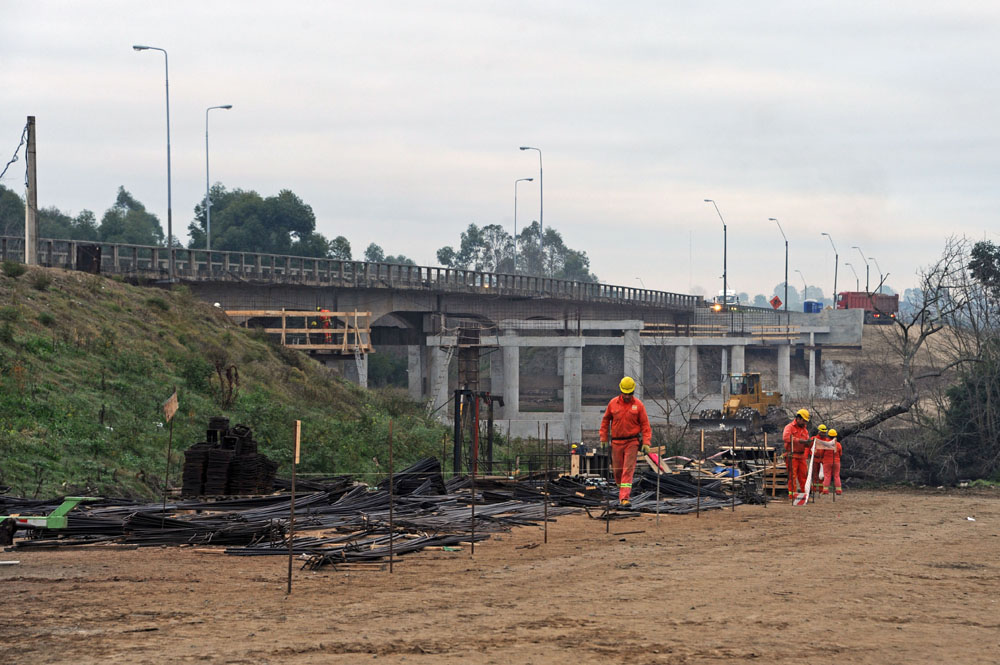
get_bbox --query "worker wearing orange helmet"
[782,408,812,496]
[825,429,843,495]
[599,376,652,508]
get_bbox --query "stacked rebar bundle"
[180,418,277,497]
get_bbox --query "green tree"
[40,207,99,241]
[0,184,24,237]
[329,235,352,260]
[99,187,165,246]
[188,185,327,256]
[365,242,415,265]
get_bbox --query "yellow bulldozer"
[690,373,784,432]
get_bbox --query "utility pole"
[24,116,37,266]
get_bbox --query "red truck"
[836,291,899,324]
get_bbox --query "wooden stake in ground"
[731,428,737,512]
[544,423,549,545]
[697,430,704,518]
[471,398,480,556]
[388,419,394,574]
[287,420,300,595]
[161,388,178,529]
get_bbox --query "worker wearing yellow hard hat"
[813,424,832,494]
[783,408,811,497]
[598,376,651,508]
[825,429,843,495]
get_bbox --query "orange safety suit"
[320,308,332,343]
[783,420,811,495]
[813,434,832,494]
[824,440,842,494]
[599,395,652,502]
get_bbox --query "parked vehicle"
[836,291,898,324]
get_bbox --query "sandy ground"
[2,488,999,665]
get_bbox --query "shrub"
[29,271,52,291]
[2,260,27,279]
[0,306,20,323]
[145,296,169,312]
[37,312,55,327]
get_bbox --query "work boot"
[835,489,843,495]
[618,499,631,509]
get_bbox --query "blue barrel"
[803,299,822,314]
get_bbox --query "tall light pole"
[871,257,884,292]
[770,218,788,312]
[845,262,860,291]
[795,269,808,302]
[821,231,839,307]
[704,200,727,309]
[205,104,233,252]
[513,177,533,273]
[519,146,543,262]
[133,44,173,280]
[851,246,870,292]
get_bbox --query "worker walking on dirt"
[824,429,843,495]
[599,376,652,508]
[783,409,812,497]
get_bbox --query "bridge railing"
[0,235,700,310]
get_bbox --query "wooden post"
[388,419,394,574]
[544,423,549,545]
[161,388,178,529]
[471,398,479,555]
[697,430,704,518]
[287,420,300,595]
[24,116,37,266]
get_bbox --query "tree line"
[0,183,597,279]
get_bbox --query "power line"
[0,123,29,185]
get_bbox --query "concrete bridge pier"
[624,329,642,398]
[778,344,791,396]
[674,345,691,410]
[407,345,424,401]
[563,345,583,444]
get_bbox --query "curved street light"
[519,146,543,259]
[205,104,233,252]
[704,199,727,309]
[845,262,860,291]
[770,218,788,312]
[851,246,870,292]
[871,256,884,292]
[795,269,808,303]
[513,177,533,273]
[133,44,173,279]
[821,231,839,306]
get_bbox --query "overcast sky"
[3,1,998,299]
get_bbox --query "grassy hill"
[0,262,449,498]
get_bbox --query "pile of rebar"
[4,456,743,564]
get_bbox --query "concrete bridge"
[4,236,864,442]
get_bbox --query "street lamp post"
[513,177,533,273]
[704,199,727,310]
[205,104,233,253]
[871,257,884,292]
[770,218,788,312]
[519,146,543,260]
[851,246,870,292]
[795,269,808,303]
[132,44,173,280]
[821,232,839,307]
[845,262,860,291]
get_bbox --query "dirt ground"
[3,488,999,665]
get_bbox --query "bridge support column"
[502,345,519,419]
[778,345,790,396]
[731,345,745,374]
[407,345,423,401]
[563,346,582,444]
[624,329,642,398]
[808,332,816,399]
[674,346,691,406]
[689,345,699,396]
[429,346,451,421]
[720,347,728,395]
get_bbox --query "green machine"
[0,496,101,545]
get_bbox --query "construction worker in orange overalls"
[599,376,652,508]
[813,425,832,494]
[782,409,811,497]
[316,306,333,343]
[824,429,843,495]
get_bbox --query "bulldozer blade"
[688,417,755,432]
